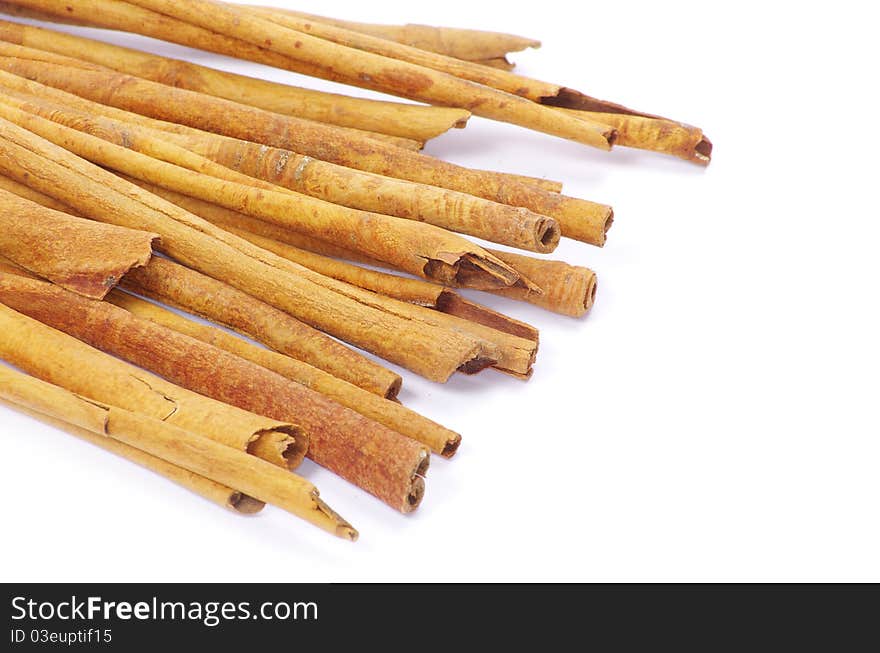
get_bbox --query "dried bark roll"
[0,364,356,539]
[0,62,609,245]
[0,16,471,141]
[0,97,530,289]
[0,117,500,382]
[0,273,431,512]
[0,301,305,468]
[0,186,155,298]
[108,289,462,458]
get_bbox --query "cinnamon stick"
[107,289,461,458]
[0,174,401,398]
[0,95,532,288]
[0,300,305,468]
[0,272,430,512]
[0,363,356,539]
[256,8,541,63]
[0,60,609,245]
[0,15,471,142]
[5,0,616,149]
[0,186,155,299]
[1,398,265,514]
[0,117,496,382]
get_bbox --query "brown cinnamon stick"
[1,397,265,514]
[0,117,496,382]
[0,300,305,468]
[0,60,610,245]
[108,289,461,458]
[0,273,431,512]
[0,15,471,141]
[0,186,155,298]
[0,363,356,538]
[0,95,532,288]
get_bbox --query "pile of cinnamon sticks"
[0,0,709,540]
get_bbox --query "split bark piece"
[0,96,530,288]
[0,273,430,512]
[0,300,304,468]
[560,109,712,165]
[109,289,461,458]
[0,364,355,539]
[0,59,604,245]
[0,17,470,141]
[0,117,494,382]
[257,8,541,63]
[117,186,538,377]
[0,187,155,298]
[486,249,598,317]
[241,3,710,164]
[8,0,615,149]
[0,398,265,514]
[0,82,560,253]
[203,207,595,317]
[0,176,401,399]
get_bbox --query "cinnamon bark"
[0,364,356,538]
[0,116,496,382]
[0,15,471,141]
[0,186,155,298]
[108,289,461,458]
[0,95,531,288]
[0,273,431,512]
[0,61,609,245]
[0,300,304,468]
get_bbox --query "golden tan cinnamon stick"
[560,109,712,165]
[486,249,598,317]
[0,81,561,253]
[0,61,607,245]
[201,206,595,317]
[7,0,615,149]
[0,187,155,298]
[108,289,461,458]
[0,272,430,512]
[0,300,304,468]
[0,15,471,141]
[0,117,496,382]
[0,364,355,539]
[0,397,265,514]
[0,96,532,288]
[0,175,402,399]
[257,8,541,63]
[243,2,710,163]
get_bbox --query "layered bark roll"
[203,206,596,318]
[108,289,462,458]
[0,117,503,382]
[0,187,155,298]
[1,398,264,514]
[0,365,356,539]
[256,8,541,63]
[3,0,616,150]
[0,272,430,512]
[0,82,560,253]
[0,63,609,245]
[486,249,598,317]
[0,97,532,289]
[0,17,470,142]
[122,258,402,399]
[0,175,402,398]
[0,301,304,468]
[240,3,711,164]
[560,109,712,165]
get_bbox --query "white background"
[1,0,878,582]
